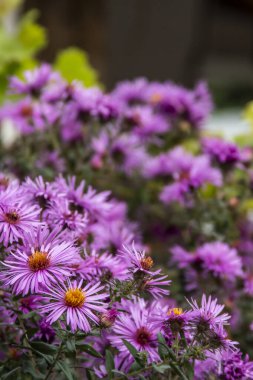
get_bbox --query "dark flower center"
[136,327,151,346]
[4,211,20,224]
[0,177,9,189]
[21,104,33,118]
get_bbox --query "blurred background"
[21,0,253,109]
[2,0,253,111]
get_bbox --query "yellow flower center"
[64,288,85,308]
[140,256,154,271]
[150,93,162,104]
[167,308,183,316]
[28,251,50,271]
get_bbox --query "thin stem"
[44,341,64,380]
[16,314,37,372]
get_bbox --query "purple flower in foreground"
[43,279,107,332]
[110,302,160,363]
[1,230,79,295]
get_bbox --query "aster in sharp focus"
[1,228,79,295]
[109,301,160,363]
[42,279,107,332]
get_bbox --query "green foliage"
[54,47,100,87]
[0,9,46,102]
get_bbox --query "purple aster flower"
[109,302,160,363]
[120,242,159,275]
[36,151,65,173]
[111,78,148,108]
[124,106,170,138]
[100,308,118,328]
[1,228,79,295]
[205,323,238,353]
[54,176,111,219]
[1,99,45,134]
[44,197,88,237]
[34,318,56,344]
[159,182,189,205]
[158,149,222,205]
[21,176,56,207]
[172,242,243,283]
[19,295,42,314]
[77,251,128,282]
[196,242,243,281]
[43,279,107,332]
[218,350,253,379]
[142,274,171,299]
[187,294,230,330]
[202,137,241,164]
[9,64,52,95]
[0,199,40,246]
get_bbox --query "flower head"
[43,280,107,332]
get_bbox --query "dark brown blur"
[24,0,253,105]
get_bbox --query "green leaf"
[30,341,57,355]
[21,310,37,319]
[183,361,194,380]
[152,363,170,374]
[122,339,139,358]
[18,10,47,54]
[158,333,168,360]
[105,349,115,379]
[86,369,96,380]
[54,47,100,87]
[56,361,74,380]
[112,370,128,378]
[76,343,102,358]
[66,338,76,354]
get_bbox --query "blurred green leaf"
[54,47,100,87]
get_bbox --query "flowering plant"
[1,65,253,378]
[0,175,252,379]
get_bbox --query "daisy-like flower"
[1,229,79,295]
[0,201,40,246]
[9,64,52,95]
[206,324,238,353]
[142,274,171,298]
[109,302,160,363]
[120,242,159,275]
[43,279,107,332]
[77,251,128,282]
[187,294,230,331]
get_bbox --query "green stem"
[44,341,64,380]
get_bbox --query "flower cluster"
[1,65,253,378]
[0,176,251,379]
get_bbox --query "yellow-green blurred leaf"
[54,47,100,87]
